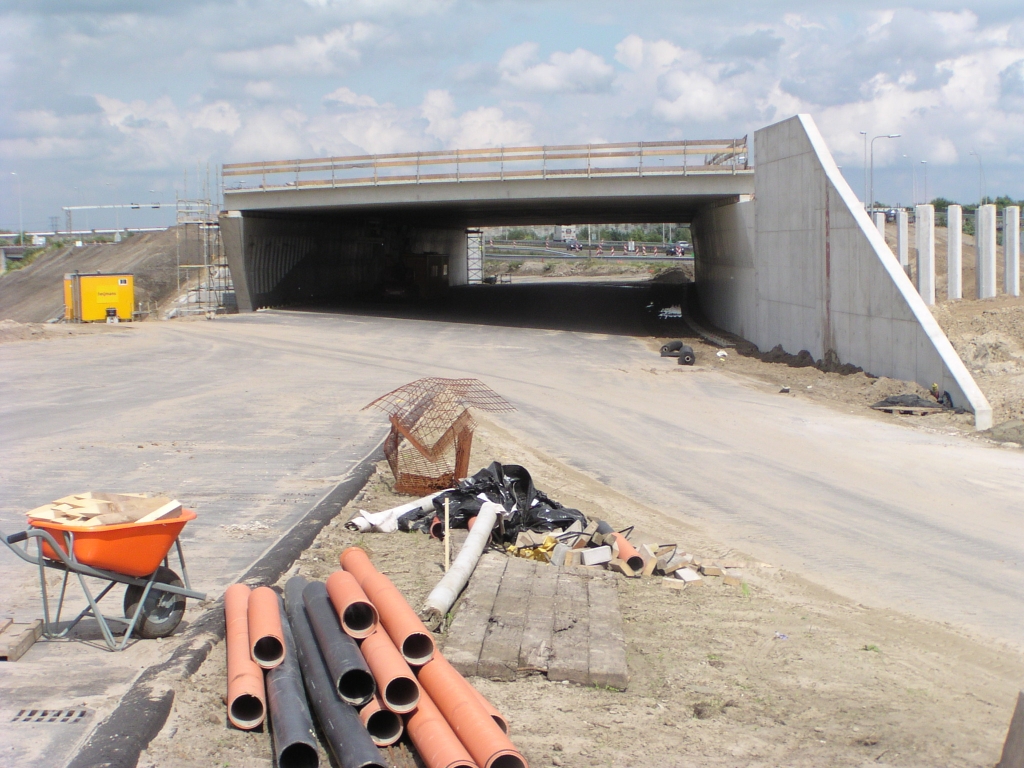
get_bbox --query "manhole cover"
[11,709,88,724]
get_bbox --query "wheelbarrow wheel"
[123,566,186,639]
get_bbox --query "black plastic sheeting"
[397,461,586,542]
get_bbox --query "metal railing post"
[587,144,591,179]
[373,157,378,185]
[543,146,546,180]
[639,142,644,177]
[416,152,420,183]
[456,149,460,182]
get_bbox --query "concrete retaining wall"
[698,114,991,428]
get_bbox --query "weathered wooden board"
[443,553,507,676]
[586,575,629,689]
[517,564,559,673]
[477,557,535,680]
[546,571,590,685]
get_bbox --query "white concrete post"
[873,211,886,239]
[1004,206,1020,297]
[896,209,909,273]
[977,204,997,299]
[947,205,962,300]
[915,204,935,305]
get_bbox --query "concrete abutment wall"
[695,114,991,428]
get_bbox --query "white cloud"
[324,86,379,108]
[422,90,531,148]
[216,24,375,76]
[499,42,614,93]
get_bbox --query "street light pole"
[860,131,868,207]
[11,172,22,246]
[870,134,901,214]
[920,160,928,205]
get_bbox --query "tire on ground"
[661,340,684,356]
[123,566,187,639]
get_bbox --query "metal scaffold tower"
[174,168,234,315]
[466,229,484,284]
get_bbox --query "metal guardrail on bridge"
[222,139,750,192]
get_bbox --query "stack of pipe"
[224,583,321,768]
[339,546,529,768]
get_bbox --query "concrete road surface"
[1,286,1022,765]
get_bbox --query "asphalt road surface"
[1,284,1022,764]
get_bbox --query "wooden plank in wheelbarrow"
[0,620,43,662]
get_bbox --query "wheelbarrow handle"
[5,530,28,545]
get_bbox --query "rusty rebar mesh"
[364,378,515,494]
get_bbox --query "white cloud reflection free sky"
[2,0,1023,230]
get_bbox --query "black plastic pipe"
[266,595,319,768]
[595,519,614,535]
[285,577,386,768]
[302,581,377,706]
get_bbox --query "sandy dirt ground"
[140,420,1023,768]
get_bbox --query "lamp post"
[869,133,901,214]
[920,160,928,205]
[11,172,22,245]
[860,131,868,207]
[969,150,985,205]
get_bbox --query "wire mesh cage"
[364,378,515,495]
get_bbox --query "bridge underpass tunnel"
[221,210,711,336]
[220,211,467,310]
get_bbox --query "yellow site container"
[64,272,134,322]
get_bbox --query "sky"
[2,0,1024,233]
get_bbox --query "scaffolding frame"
[175,174,233,315]
[466,229,484,284]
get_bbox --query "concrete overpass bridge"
[220,117,991,427]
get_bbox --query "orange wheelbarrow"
[2,510,206,651]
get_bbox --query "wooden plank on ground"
[443,553,507,676]
[547,571,590,684]
[477,557,535,681]
[587,575,630,690]
[518,564,559,674]
[0,620,43,662]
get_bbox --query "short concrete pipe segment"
[405,685,478,768]
[417,652,526,768]
[608,532,644,573]
[422,501,501,628]
[248,585,286,669]
[341,547,436,666]
[358,693,404,747]
[358,626,421,714]
[266,595,319,768]
[224,583,266,730]
[326,570,379,639]
[302,580,376,706]
[284,576,387,768]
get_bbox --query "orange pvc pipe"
[224,583,266,730]
[430,514,444,539]
[247,586,285,669]
[326,570,379,639]
[359,693,404,747]
[341,547,436,666]
[466,515,477,531]
[468,682,509,736]
[609,532,644,573]
[405,685,478,768]
[418,653,526,768]
[359,628,420,714]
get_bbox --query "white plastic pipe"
[420,501,501,627]
[347,492,442,533]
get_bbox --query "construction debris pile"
[224,547,527,768]
[349,462,745,589]
[25,492,183,527]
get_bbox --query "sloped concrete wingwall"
[698,114,991,428]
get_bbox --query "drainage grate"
[11,709,88,724]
